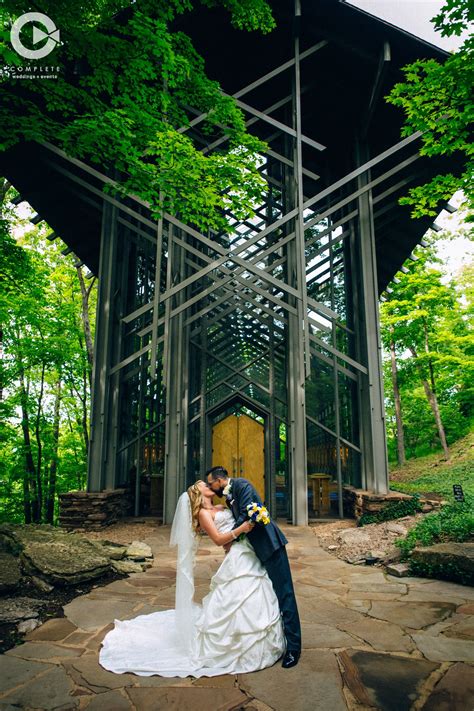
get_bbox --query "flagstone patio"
[0,525,472,710]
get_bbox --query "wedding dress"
[99,509,285,677]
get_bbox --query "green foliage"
[0,222,32,296]
[396,498,474,560]
[0,0,275,233]
[202,0,275,32]
[386,0,474,217]
[392,460,474,499]
[358,495,422,527]
[431,0,472,37]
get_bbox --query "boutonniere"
[223,482,232,497]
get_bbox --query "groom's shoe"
[282,650,300,668]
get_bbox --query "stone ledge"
[343,486,413,520]
[411,543,474,586]
[59,489,131,530]
[60,489,127,500]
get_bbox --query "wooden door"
[237,414,265,499]
[211,414,265,501]
[211,415,239,478]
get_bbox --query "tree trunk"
[65,409,84,488]
[45,378,61,523]
[0,180,11,402]
[34,360,46,520]
[68,380,89,453]
[76,267,95,388]
[82,365,89,448]
[19,369,38,522]
[410,345,450,459]
[389,327,406,466]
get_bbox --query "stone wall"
[343,486,414,521]
[58,489,131,530]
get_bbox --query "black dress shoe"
[282,650,301,668]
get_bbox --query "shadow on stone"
[338,650,438,711]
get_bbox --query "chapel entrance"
[211,413,265,500]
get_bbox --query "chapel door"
[211,414,265,500]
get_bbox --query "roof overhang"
[0,0,462,290]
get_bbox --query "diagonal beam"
[303,152,420,235]
[302,132,421,214]
[233,97,326,152]
[308,332,367,374]
[179,40,328,135]
[233,41,328,99]
[205,350,271,396]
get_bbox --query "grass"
[389,431,474,501]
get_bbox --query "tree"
[387,324,406,466]
[387,0,473,217]
[1,0,275,233]
[381,233,474,462]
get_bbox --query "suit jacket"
[227,477,287,563]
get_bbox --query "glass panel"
[306,354,336,432]
[342,447,361,489]
[139,425,165,516]
[206,383,234,409]
[187,419,202,485]
[338,371,360,447]
[275,419,289,518]
[306,420,339,519]
[241,383,270,409]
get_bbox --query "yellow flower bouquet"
[246,502,270,525]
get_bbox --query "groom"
[206,466,301,668]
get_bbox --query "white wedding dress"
[99,509,285,677]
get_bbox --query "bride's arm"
[199,510,253,546]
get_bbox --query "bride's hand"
[241,520,255,534]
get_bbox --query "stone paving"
[0,525,473,711]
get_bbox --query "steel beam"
[87,200,118,492]
[354,139,389,493]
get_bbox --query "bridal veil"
[169,491,199,652]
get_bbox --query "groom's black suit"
[227,477,301,653]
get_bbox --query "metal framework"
[26,2,442,524]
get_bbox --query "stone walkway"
[1,525,473,710]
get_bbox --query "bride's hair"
[187,480,205,534]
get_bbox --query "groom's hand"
[223,542,233,554]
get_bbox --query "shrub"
[358,495,422,526]
[396,497,474,559]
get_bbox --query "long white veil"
[169,491,199,652]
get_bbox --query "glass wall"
[113,213,167,516]
[304,208,362,517]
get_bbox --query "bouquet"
[246,502,270,525]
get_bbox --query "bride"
[99,480,286,677]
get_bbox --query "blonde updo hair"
[187,480,205,534]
